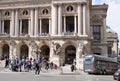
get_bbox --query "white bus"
[84,54,118,74]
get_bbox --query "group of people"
[4,57,58,75]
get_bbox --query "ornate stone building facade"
[0,0,118,69]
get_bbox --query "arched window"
[5,11,10,16]
[66,5,73,12]
[42,9,48,15]
[22,10,28,15]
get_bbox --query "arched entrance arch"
[20,44,29,59]
[65,45,76,64]
[40,45,50,61]
[2,44,9,59]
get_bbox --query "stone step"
[61,65,79,75]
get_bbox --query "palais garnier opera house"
[0,0,118,69]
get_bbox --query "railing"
[39,33,49,37]
[19,33,29,37]
[0,33,10,37]
[63,32,76,36]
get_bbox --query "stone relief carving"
[29,40,37,48]
[91,15,103,24]
[52,42,61,55]
[78,41,88,58]
[10,40,16,46]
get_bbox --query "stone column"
[49,18,51,35]
[15,9,19,36]
[2,20,4,34]
[20,19,22,35]
[51,4,57,36]
[0,20,1,33]
[30,8,34,36]
[58,4,62,35]
[34,8,38,36]
[64,15,66,33]
[78,3,82,35]
[83,3,87,35]
[74,14,77,35]
[39,18,42,35]
[28,19,31,35]
[10,10,15,36]
[86,4,90,37]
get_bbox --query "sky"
[93,0,120,47]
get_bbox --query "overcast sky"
[93,0,120,47]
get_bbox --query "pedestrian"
[45,61,49,70]
[50,61,53,69]
[25,61,29,72]
[4,58,9,68]
[35,62,41,75]
[71,64,75,72]
[18,59,23,72]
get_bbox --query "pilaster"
[82,3,87,35]
[51,4,58,36]
[63,15,66,33]
[49,17,51,35]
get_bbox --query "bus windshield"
[84,57,93,64]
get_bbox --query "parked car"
[113,69,120,80]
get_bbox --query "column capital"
[39,17,42,20]
[29,7,34,10]
[49,17,51,20]
[35,7,39,9]
[74,14,77,17]
[15,8,19,11]
[81,2,87,5]
[11,9,15,11]
[63,15,66,17]
[57,3,62,6]
[77,2,82,5]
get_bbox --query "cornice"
[0,35,90,41]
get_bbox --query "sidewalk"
[0,67,87,75]
[60,65,87,75]
[0,67,62,75]
[0,63,87,75]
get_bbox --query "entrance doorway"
[40,45,50,61]
[20,45,29,59]
[2,44,9,59]
[65,45,76,64]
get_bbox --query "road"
[0,71,115,81]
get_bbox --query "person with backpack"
[35,62,41,75]
[18,59,23,72]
